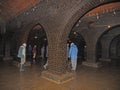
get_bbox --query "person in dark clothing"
[27,45,33,65]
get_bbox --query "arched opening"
[97,26,120,67]
[69,30,86,66]
[66,2,120,69]
[109,35,120,66]
[0,0,119,86]
[96,40,102,62]
[96,30,109,62]
[27,24,48,66]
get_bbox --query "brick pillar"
[82,35,101,68]
[100,36,112,62]
[47,42,67,74]
[41,34,73,84]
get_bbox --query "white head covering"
[70,42,74,46]
[23,43,26,47]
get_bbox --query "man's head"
[23,43,26,47]
[70,42,74,46]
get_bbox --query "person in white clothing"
[17,43,26,71]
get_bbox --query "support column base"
[99,58,111,62]
[3,56,13,61]
[82,61,102,68]
[41,71,74,84]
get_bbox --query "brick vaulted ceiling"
[0,0,120,22]
[0,0,41,21]
[87,2,120,15]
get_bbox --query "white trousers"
[71,60,77,70]
[20,58,26,71]
[20,58,26,64]
[43,61,48,69]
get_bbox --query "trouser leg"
[20,58,25,71]
[71,60,77,70]
[43,60,48,69]
[20,64,24,71]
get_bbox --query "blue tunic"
[69,43,78,60]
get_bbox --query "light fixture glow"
[108,25,111,28]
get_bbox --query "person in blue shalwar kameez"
[69,42,78,71]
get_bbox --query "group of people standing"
[17,43,48,72]
[17,40,78,72]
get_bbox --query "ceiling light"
[107,25,111,28]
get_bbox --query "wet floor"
[0,60,120,90]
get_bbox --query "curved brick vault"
[0,0,119,83]
[11,0,119,73]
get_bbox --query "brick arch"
[62,0,117,41]
[57,0,118,69]
[16,0,118,75]
[19,22,48,46]
[32,24,43,30]
[98,25,120,60]
[27,23,48,46]
[97,25,120,45]
[110,34,120,58]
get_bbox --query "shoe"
[43,65,46,69]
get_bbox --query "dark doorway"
[69,31,86,65]
[27,24,48,65]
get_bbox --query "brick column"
[100,37,111,62]
[82,33,101,68]
[41,34,73,84]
